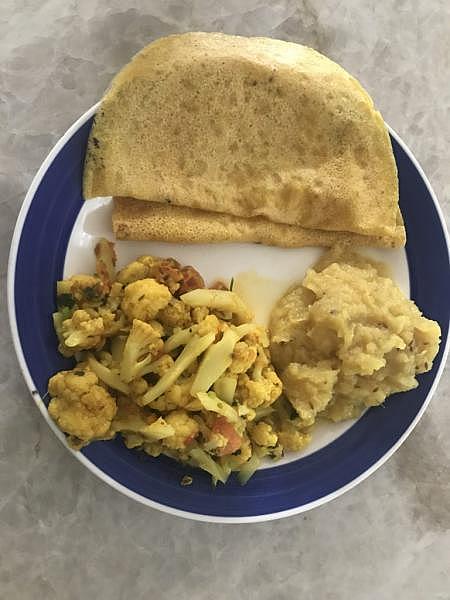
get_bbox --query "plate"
[8,104,450,522]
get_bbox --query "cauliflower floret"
[229,341,258,374]
[98,306,125,336]
[165,378,194,408]
[157,299,192,332]
[181,288,253,324]
[251,345,271,380]
[48,368,117,443]
[150,354,175,376]
[131,257,205,296]
[121,278,171,322]
[116,256,186,295]
[191,306,209,323]
[196,314,221,337]
[61,309,105,352]
[237,367,283,408]
[249,421,278,447]
[150,376,194,412]
[57,274,105,308]
[116,260,149,285]
[129,377,149,397]
[137,256,168,270]
[163,410,200,450]
[120,319,164,383]
[243,326,270,348]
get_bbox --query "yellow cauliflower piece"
[163,410,199,450]
[251,345,271,380]
[116,261,149,285]
[57,274,105,307]
[191,306,209,324]
[136,256,161,270]
[249,421,278,447]
[116,256,185,295]
[243,326,270,348]
[157,299,192,331]
[237,367,282,408]
[196,314,221,337]
[163,377,193,408]
[129,377,149,396]
[154,377,195,411]
[120,319,164,383]
[61,309,105,352]
[121,278,171,322]
[150,354,175,376]
[98,306,125,336]
[229,341,258,374]
[48,368,117,443]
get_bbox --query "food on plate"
[112,197,405,249]
[51,34,439,483]
[47,239,310,485]
[84,32,405,248]
[270,246,441,425]
[46,239,442,485]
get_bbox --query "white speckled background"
[1,1,449,598]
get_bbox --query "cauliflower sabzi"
[48,240,295,485]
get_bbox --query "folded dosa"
[113,197,405,249]
[84,32,403,244]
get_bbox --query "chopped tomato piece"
[184,432,198,446]
[212,416,242,456]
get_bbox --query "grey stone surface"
[1,1,449,598]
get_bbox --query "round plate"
[8,104,450,522]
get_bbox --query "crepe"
[112,197,405,249]
[84,32,404,244]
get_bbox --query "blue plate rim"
[7,103,450,523]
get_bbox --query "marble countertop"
[1,1,449,598]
